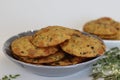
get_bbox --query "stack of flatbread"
[11,26,106,66]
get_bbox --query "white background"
[0,0,120,80]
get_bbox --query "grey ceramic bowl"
[103,40,120,49]
[3,30,103,77]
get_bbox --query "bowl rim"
[3,48,102,69]
[103,40,120,43]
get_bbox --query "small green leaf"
[90,47,120,80]
[9,74,20,79]
[0,74,20,80]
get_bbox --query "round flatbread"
[15,51,65,64]
[49,56,84,66]
[83,17,118,37]
[32,26,82,47]
[60,33,105,57]
[11,36,58,58]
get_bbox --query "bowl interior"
[2,30,103,77]
[3,30,103,67]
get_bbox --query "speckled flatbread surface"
[32,26,83,47]
[11,36,58,58]
[14,51,65,64]
[60,33,105,57]
[83,17,120,40]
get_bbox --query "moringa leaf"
[0,74,20,80]
[91,47,120,80]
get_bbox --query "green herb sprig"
[91,47,120,80]
[0,74,20,80]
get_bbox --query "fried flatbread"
[15,51,65,64]
[11,36,58,58]
[60,33,105,57]
[32,26,82,47]
[83,17,118,39]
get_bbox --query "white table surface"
[0,0,120,80]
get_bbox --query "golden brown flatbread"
[32,26,82,47]
[60,33,105,57]
[11,36,58,58]
[14,51,65,64]
[83,17,118,39]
